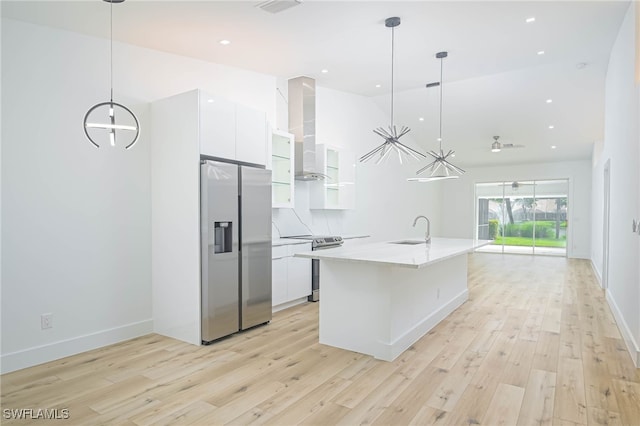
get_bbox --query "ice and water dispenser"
[214,221,232,253]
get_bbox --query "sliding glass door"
[475,179,568,256]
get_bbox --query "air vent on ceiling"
[256,0,301,14]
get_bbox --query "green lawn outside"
[492,236,567,248]
[534,220,567,228]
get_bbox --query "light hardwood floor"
[2,254,639,425]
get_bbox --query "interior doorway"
[475,179,569,256]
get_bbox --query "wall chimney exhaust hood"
[288,76,326,181]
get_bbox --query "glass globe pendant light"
[83,0,140,150]
[359,17,426,165]
[408,51,465,182]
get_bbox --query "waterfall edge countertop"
[295,237,491,269]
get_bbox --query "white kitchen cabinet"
[270,130,295,208]
[151,90,202,345]
[272,246,289,307]
[287,244,312,301]
[150,89,269,346]
[199,94,236,160]
[310,144,356,210]
[235,104,267,166]
[271,242,312,311]
[160,89,267,165]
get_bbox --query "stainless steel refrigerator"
[200,159,272,343]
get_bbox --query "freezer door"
[240,166,272,329]
[201,160,240,343]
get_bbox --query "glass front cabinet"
[310,144,356,210]
[270,130,295,208]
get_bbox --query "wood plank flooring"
[2,254,639,425]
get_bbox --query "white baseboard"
[605,291,640,368]
[1,319,153,374]
[385,289,469,361]
[590,259,603,288]
[569,251,591,260]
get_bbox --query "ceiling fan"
[509,181,534,190]
[491,136,525,152]
[494,181,535,190]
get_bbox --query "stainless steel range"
[284,235,344,302]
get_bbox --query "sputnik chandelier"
[83,0,140,150]
[359,17,426,165]
[409,51,465,182]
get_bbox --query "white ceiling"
[2,0,631,167]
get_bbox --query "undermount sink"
[390,240,426,245]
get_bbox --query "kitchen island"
[296,237,491,361]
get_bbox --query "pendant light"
[359,17,426,165]
[408,51,464,182]
[83,0,140,150]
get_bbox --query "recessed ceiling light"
[321,69,329,74]
[207,99,215,103]
[219,39,231,45]
[525,17,536,23]
[551,145,557,149]
[537,50,545,56]
[419,117,424,121]
[546,99,553,103]
[375,84,381,88]
[548,125,555,129]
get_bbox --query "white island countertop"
[295,237,491,269]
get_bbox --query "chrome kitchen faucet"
[413,215,431,244]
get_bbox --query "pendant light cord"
[390,25,395,128]
[439,55,443,152]
[110,0,113,103]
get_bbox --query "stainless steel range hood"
[288,76,325,181]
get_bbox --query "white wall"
[272,85,443,242]
[590,3,640,366]
[1,18,275,373]
[440,160,592,259]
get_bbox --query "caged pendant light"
[408,51,465,182]
[359,17,426,165]
[83,0,140,150]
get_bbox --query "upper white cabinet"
[270,130,295,208]
[199,94,236,160]
[235,104,267,166]
[196,90,267,165]
[310,144,356,210]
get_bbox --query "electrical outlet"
[41,313,53,330]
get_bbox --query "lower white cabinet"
[287,245,312,301]
[272,243,312,310]
[272,255,288,306]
